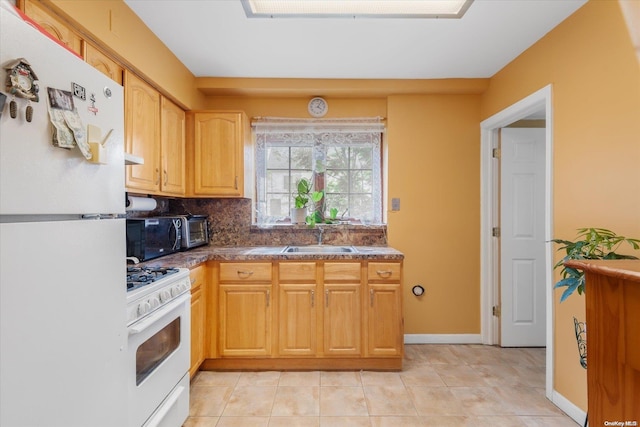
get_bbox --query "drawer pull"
[236,270,254,278]
[376,270,393,278]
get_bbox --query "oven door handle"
[142,382,187,427]
[128,293,190,336]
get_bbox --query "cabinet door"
[323,284,361,356]
[366,284,403,356]
[125,72,160,192]
[84,43,123,85]
[278,284,317,356]
[23,0,82,57]
[219,285,272,357]
[189,265,206,377]
[160,97,185,195]
[192,112,243,196]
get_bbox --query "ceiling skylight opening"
[241,0,474,19]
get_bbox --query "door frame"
[479,85,554,399]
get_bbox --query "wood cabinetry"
[84,43,123,84]
[366,262,403,357]
[125,71,185,195]
[218,262,273,357]
[189,264,206,378]
[125,71,160,193]
[22,0,82,57]
[159,97,186,195]
[565,260,640,427]
[204,259,402,371]
[187,111,253,198]
[278,263,318,356]
[323,263,362,356]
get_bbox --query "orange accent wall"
[481,0,640,410]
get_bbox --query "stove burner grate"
[127,266,180,291]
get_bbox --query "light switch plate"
[391,198,400,211]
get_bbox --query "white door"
[500,128,546,347]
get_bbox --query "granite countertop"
[139,245,404,269]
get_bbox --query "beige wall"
[481,0,640,410]
[387,95,482,334]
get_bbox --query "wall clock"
[308,97,328,118]
[5,58,39,102]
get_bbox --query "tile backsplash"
[128,196,387,247]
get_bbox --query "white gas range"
[126,266,191,427]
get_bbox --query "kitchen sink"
[282,245,358,254]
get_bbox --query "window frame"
[254,118,384,226]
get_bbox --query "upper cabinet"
[84,43,123,85]
[160,97,186,195]
[187,112,254,198]
[125,71,161,193]
[125,71,185,196]
[22,0,82,57]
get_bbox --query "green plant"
[293,178,323,209]
[552,228,640,302]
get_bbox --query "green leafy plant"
[293,178,323,209]
[552,228,640,302]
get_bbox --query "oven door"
[128,292,190,427]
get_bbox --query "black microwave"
[126,217,182,262]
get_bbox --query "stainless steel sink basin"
[282,245,358,254]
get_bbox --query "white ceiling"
[124,0,586,80]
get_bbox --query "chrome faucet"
[317,226,324,245]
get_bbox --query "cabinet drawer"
[190,264,206,291]
[220,262,272,282]
[279,262,316,281]
[368,262,402,281]
[324,262,361,281]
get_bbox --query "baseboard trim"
[551,390,586,426]
[404,334,483,344]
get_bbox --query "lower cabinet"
[219,285,272,357]
[204,259,403,370]
[189,264,206,378]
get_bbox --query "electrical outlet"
[391,198,400,211]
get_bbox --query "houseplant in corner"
[552,227,640,302]
[291,178,323,224]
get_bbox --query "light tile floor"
[183,344,578,426]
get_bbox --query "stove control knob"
[137,301,151,316]
[148,296,160,309]
[159,290,171,303]
[171,286,179,297]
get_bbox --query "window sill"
[251,223,386,231]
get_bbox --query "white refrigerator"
[1,5,129,427]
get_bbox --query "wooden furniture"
[84,43,123,84]
[125,71,185,195]
[186,111,254,198]
[189,264,207,378]
[564,260,640,426]
[202,259,403,371]
[218,262,273,357]
[22,0,82,57]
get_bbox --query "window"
[254,118,384,225]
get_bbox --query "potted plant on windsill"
[552,227,640,302]
[291,178,323,224]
